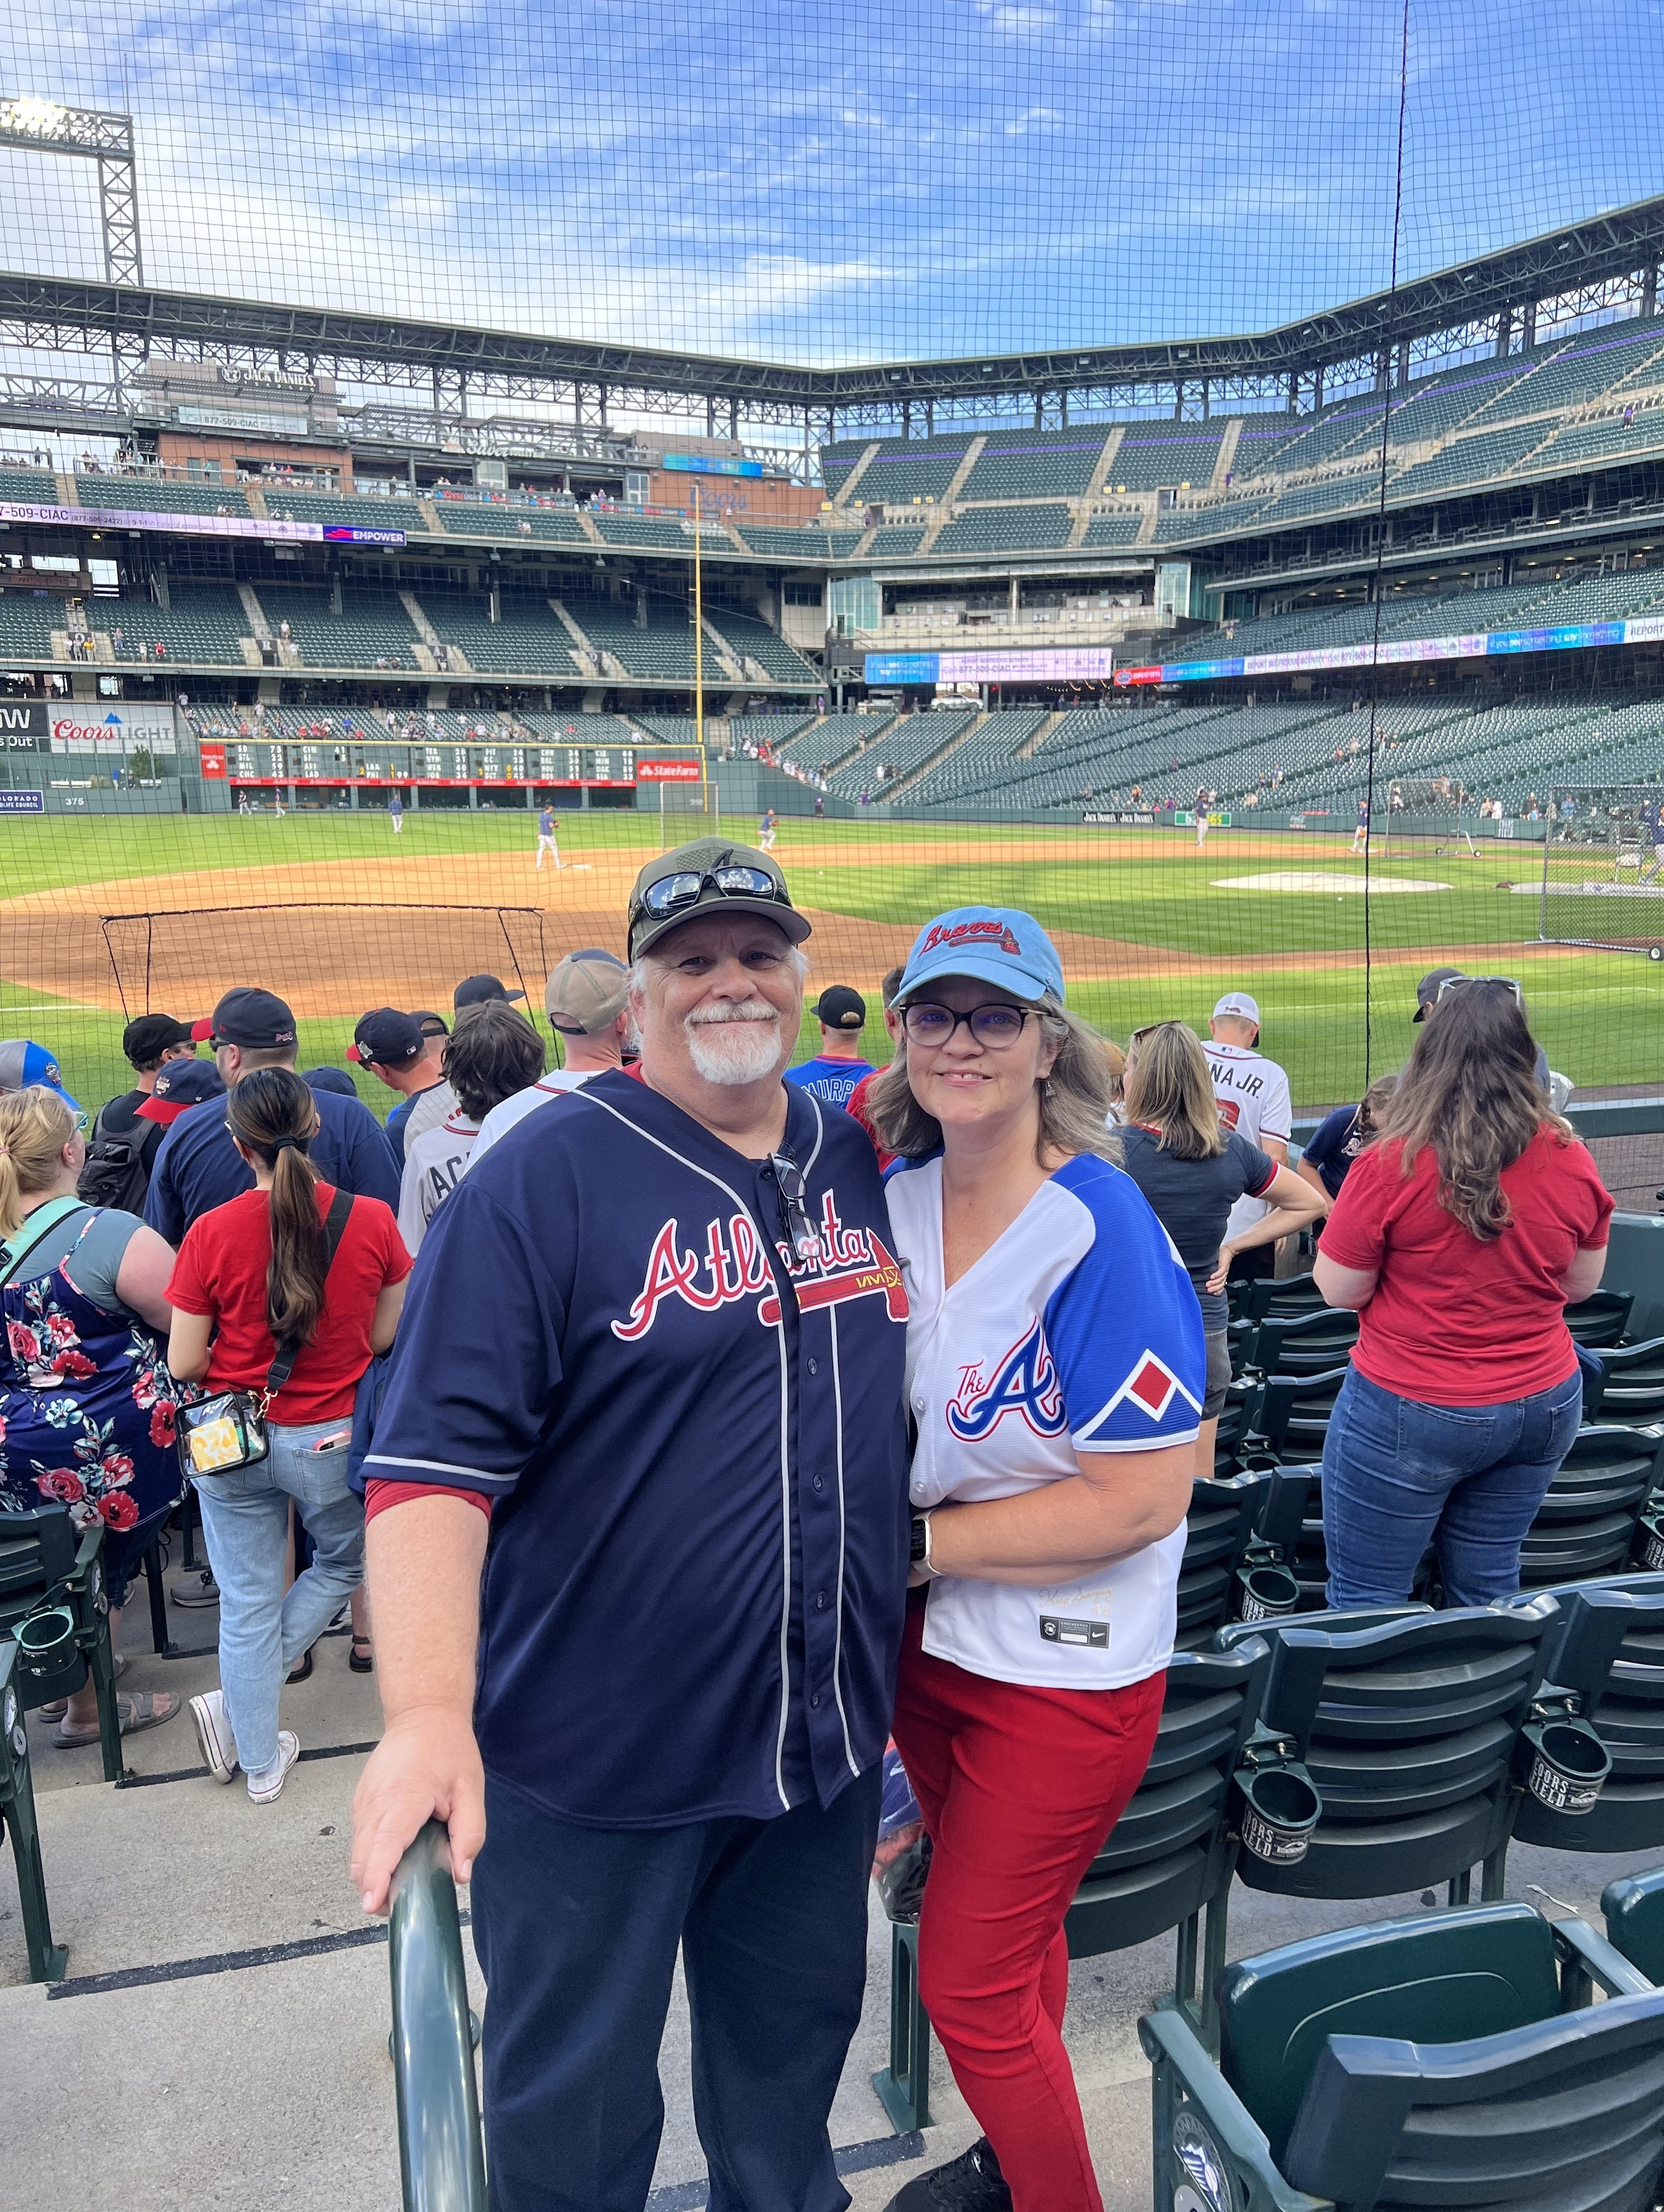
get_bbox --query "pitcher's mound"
[1213,872,1451,894]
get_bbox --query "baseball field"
[2,808,1656,1115]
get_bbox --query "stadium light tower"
[0,98,145,285]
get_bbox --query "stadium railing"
[388,1820,486,2212]
[0,1632,65,1983]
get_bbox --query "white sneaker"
[189,1689,239,1783]
[246,1731,299,1804]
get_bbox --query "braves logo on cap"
[920,918,1022,958]
[946,1319,1068,1442]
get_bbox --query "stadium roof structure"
[3,193,1664,436]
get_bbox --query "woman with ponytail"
[0,1083,189,1747]
[167,1067,411,1802]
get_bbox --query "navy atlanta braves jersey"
[886,1149,1205,1690]
[365,1070,910,1827]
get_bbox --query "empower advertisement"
[0,502,404,547]
[864,647,1115,684]
[1115,614,1651,687]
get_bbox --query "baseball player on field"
[351,835,910,2212]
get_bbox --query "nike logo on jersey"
[946,1319,1068,1441]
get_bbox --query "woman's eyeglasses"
[632,863,787,925]
[901,1002,1033,1048]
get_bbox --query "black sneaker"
[884,2139,1012,2212]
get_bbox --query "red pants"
[891,1595,1165,2212]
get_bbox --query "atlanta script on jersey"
[886,1149,1205,1690]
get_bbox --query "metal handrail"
[388,1821,487,2212]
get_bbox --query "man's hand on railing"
[351,1706,487,1916]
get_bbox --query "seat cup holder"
[1523,1717,1611,1816]
[1235,1763,1322,1865]
[1235,1562,1300,1621]
[15,1605,79,1692]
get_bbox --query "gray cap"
[545,949,631,1035]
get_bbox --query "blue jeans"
[193,1418,365,1772]
[1322,1365,1583,1610]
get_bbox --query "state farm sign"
[636,759,703,783]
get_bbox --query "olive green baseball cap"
[627,837,811,962]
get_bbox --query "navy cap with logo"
[191,989,298,1051]
[135,1058,227,1126]
[454,974,526,1011]
[347,1007,425,1066]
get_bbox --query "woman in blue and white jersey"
[867,906,1205,2212]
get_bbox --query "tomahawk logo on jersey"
[885,1146,1205,1689]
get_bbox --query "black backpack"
[76,1103,160,1214]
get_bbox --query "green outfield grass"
[1,813,1656,1117]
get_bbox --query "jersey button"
[809,1693,821,1710]
[812,1474,824,1492]
[807,1358,818,1375]
[815,1590,829,1610]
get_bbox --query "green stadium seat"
[1565,1290,1636,1347]
[0,1505,122,1782]
[1221,1599,1560,1929]
[1516,1424,1664,1587]
[1140,1903,1663,2212]
[1176,1470,1277,1648]
[1241,1306,1360,1379]
[1582,1339,1664,1428]
[0,1633,65,1982]
[1601,1864,1664,1985]
[1507,1578,1664,1865]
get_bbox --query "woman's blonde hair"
[0,1085,78,1239]
[1123,1023,1227,1159]
[867,1000,1120,1165]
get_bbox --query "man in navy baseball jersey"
[351,836,910,2212]
[144,987,401,1240]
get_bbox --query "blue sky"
[2,0,1662,363]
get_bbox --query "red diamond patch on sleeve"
[1125,1354,1179,1418]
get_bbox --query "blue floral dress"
[0,1212,190,1579]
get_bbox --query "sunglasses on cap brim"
[632,863,792,925]
[1435,975,1524,1006]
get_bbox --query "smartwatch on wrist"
[910,1512,937,1577]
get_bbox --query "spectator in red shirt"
[846,965,904,1167]
[166,1068,411,1802]
[1314,980,1611,1607]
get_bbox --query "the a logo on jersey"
[611,1191,908,1341]
[946,1319,1068,1441]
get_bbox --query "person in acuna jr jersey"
[351,837,909,2212]
[1202,991,1291,1285]
[867,907,1204,2212]
[397,1002,544,1254]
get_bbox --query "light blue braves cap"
[897,907,1066,1006]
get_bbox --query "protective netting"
[0,0,1661,1121]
